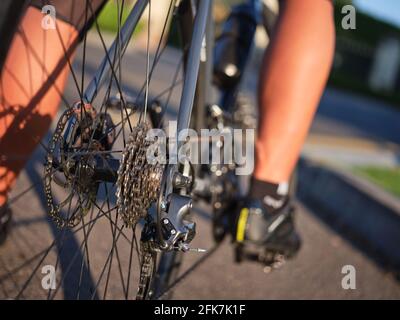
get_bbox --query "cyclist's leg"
[248,0,335,212]
[0,6,77,207]
[254,0,335,185]
[234,0,335,254]
[0,1,105,207]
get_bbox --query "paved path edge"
[297,158,400,273]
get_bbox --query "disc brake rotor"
[44,102,115,228]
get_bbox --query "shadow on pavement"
[23,135,99,300]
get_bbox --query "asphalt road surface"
[0,37,399,299]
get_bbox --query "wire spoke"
[87,0,133,132]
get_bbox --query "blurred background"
[95,0,400,196]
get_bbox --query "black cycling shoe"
[0,203,12,245]
[232,198,301,266]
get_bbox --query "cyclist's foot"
[232,178,301,265]
[0,202,12,245]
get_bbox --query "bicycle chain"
[136,239,157,300]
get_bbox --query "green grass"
[353,166,400,198]
[95,1,144,35]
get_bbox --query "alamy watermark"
[145,121,255,176]
[41,5,56,30]
[341,265,356,290]
[341,5,357,30]
[41,264,56,290]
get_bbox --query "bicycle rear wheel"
[0,0,206,300]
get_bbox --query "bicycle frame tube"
[176,0,211,135]
[204,7,215,108]
[158,0,213,250]
[83,0,149,103]
[167,0,213,202]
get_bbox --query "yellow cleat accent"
[236,207,249,242]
